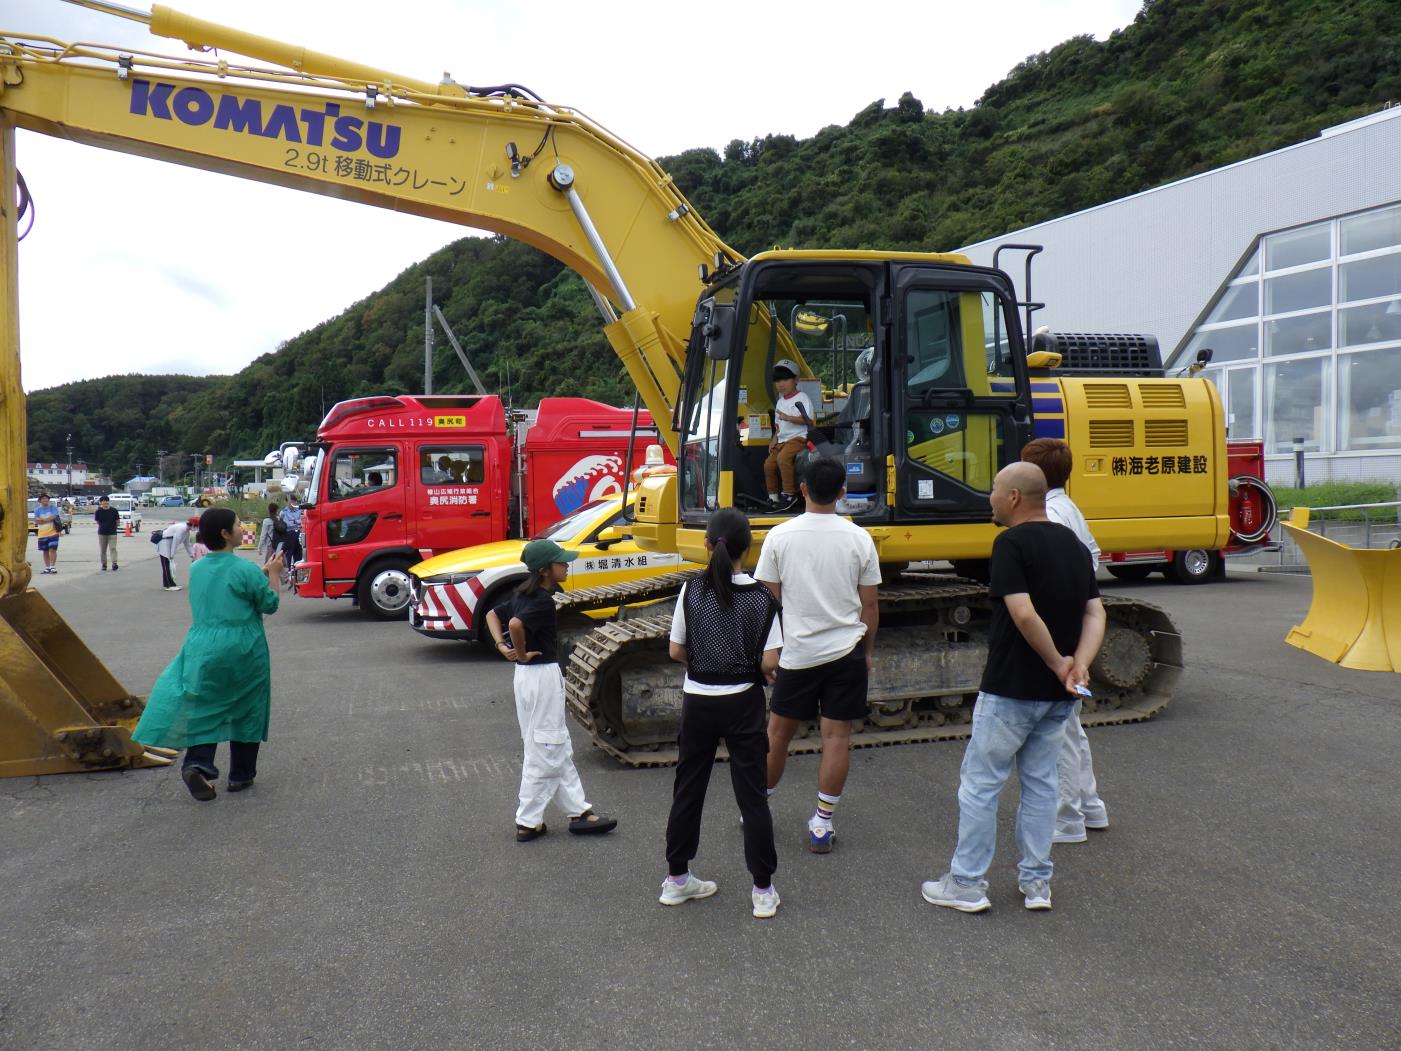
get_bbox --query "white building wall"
[960,106,1401,484]
[962,107,1401,357]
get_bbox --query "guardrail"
[1234,501,1401,569]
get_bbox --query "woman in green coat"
[134,507,285,802]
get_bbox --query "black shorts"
[769,646,869,722]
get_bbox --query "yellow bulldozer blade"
[0,588,173,777]
[1282,507,1401,672]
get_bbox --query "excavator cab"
[675,253,1034,538]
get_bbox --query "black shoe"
[773,494,801,513]
[101,565,108,571]
[181,766,217,802]
[516,823,547,842]
[113,564,119,571]
[227,778,255,793]
[568,809,618,835]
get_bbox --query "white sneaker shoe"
[1019,879,1053,910]
[659,872,718,906]
[1052,826,1088,844]
[921,873,991,912]
[752,885,781,919]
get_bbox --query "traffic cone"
[124,520,133,537]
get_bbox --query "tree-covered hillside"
[29,0,1401,480]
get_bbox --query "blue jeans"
[950,692,1075,885]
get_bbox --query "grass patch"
[1274,481,1400,521]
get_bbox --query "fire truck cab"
[295,394,662,618]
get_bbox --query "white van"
[103,492,142,531]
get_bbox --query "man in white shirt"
[755,456,881,853]
[763,359,816,511]
[1021,438,1109,844]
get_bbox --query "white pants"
[513,663,589,828]
[1056,701,1108,835]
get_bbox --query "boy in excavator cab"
[762,359,814,512]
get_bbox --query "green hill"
[28,0,1401,481]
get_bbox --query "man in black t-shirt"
[94,495,120,571]
[922,462,1106,915]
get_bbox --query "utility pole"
[157,450,167,485]
[424,275,434,395]
[65,432,72,496]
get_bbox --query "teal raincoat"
[134,551,280,748]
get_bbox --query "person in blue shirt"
[33,494,63,574]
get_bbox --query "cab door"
[317,444,405,587]
[413,442,493,555]
[891,266,1032,521]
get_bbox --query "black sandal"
[568,809,618,835]
[515,823,547,842]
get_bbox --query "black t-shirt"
[94,506,120,535]
[981,520,1100,701]
[493,588,559,665]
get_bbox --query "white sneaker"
[1019,879,1053,911]
[659,872,718,906]
[752,885,781,919]
[921,873,991,912]
[1052,826,1088,844]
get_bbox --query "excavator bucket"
[1282,507,1401,672]
[0,588,174,778]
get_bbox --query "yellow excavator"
[2,2,1257,774]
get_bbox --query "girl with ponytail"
[659,508,784,919]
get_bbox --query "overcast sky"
[12,0,1141,392]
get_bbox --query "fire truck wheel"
[1169,549,1217,585]
[1105,565,1153,581]
[358,558,415,619]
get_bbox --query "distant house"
[123,475,159,494]
[27,461,89,486]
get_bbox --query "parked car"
[158,496,185,507]
[407,493,697,642]
[26,498,73,534]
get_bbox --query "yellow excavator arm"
[3,2,745,446]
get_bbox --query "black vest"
[683,579,779,686]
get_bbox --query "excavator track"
[563,572,1183,768]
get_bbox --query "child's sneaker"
[659,872,718,906]
[752,885,781,919]
[920,873,991,912]
[807,818,834,854]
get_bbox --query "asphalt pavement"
[3,513,1400,1050]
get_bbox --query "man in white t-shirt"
[755,456,881,853]
[1021,438,1109,845]
[763,358,816,511]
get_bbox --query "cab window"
[327,448,398,501]
[418,446,484,485]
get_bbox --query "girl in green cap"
[486,538,617,842]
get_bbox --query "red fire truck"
[293,394,665,618]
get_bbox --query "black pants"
[159,555,175,588]
[183,741,260,784]
[665,685,777,887]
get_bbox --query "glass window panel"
[1264,310,1331,357]
[1264,358,1329,454]
[1264,268,1331,314]
[1236,248,1260,278]
[1227,367,1258,439]
[1339,300,1401,347]
[1184,323,1258,365]
[1339,252,1401,303]
[328,449,397,501]
[1264,223,1330,270]
[1205,282,1258,323]
[1339,347,1401,450]
[1341,204,1401,256]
